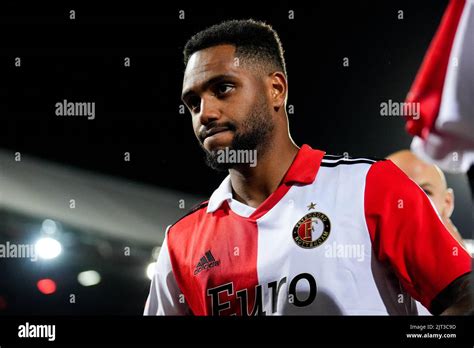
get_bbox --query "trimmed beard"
[202,96,274,172]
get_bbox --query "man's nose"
[198,96,220,125]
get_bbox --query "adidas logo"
[194,250,220,275]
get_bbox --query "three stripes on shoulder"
[321,154,382,167]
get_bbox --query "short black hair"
[183,19,287,76]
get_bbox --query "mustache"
[198,121,236,142]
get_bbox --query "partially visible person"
[388,149,470,316]
[388,150,465,246]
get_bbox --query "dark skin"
[434,274,473,315]
[181,44,473,315]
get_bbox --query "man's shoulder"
[317,153,392,191]
[319,153,386,168]
[167,200,209,234]
[318,153,414,191]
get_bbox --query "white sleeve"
[143,228,191,315]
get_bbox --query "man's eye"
[188,97,200,111]
[423,189,432,196]
[216,84,234,96]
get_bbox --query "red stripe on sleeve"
[364,160,471,311]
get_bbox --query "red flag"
[405,0,474,173]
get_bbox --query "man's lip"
[204,127,230,139]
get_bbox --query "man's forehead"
[183,45,240,90]
[404,159,445,190]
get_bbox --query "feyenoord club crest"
[293,212,331,249]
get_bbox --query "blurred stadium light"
[0,149,204,314]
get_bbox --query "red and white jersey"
[144,145,471,315]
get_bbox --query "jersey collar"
[207,144,325,213]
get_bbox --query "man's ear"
[444,188,455,218]
[268,72,287,112]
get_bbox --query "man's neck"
[228,140,299,208]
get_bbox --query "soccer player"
[144,20,472,316]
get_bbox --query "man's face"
[181,44,274,170]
